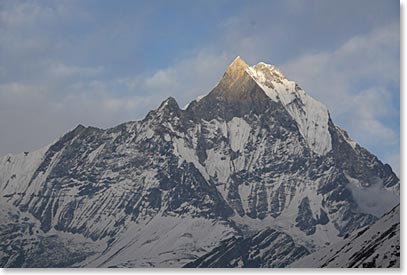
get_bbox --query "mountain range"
[0,56,399,268]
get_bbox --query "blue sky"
[0,0,400,174]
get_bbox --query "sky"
[0,0,400,174]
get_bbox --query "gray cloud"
[346,176,399,217]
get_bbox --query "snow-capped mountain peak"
[0,56,399,268]
[252,61,287,81]
[245,59,332,155]
[228,55,247,69]
[211,56,332,156]
[192,56,332,155]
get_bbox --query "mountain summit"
[223,56,249,81]
[0,57,399,268]
[190,56,333,155]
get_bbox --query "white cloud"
[49,63,104,79]
[144,69,179,91]
[0,2,51,26]
[0,1,89,28]
[120,51,233,106]
[347,177,399,217]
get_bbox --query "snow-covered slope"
[0,56,399,267]
[290,204,400,268]
[83,216,236,267]
[247,62,331,155]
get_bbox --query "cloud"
[48,63,104,79]
[0,79,157,156]
[206,0,399,65]
[350,87,398,143]
[119,51,234,106]
[346,176,399,217]
[0,1,53,26]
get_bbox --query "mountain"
[0,56,399,267]
[290,204,400,268]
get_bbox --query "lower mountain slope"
[290,204,400,268]
[184,227,309,268]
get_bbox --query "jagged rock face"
[184,227,309,268]
[330,124,399,190]
[0,56,399,267]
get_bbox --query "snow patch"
[87,144,105,163]
[227,117,251,153]
[172,137,209,180]
[0,145,49,194]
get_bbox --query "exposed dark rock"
[295,197,317,235]
[184,227,309,268]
